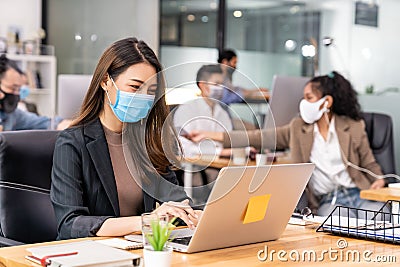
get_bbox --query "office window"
[160,0,320,89]
[160,0,220,69]
[160,0,219,48]
[45,0,136,75]
[225,0,320,86]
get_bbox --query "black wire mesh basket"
[317,200,400,244]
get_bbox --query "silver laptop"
[126,163,314,253]
[268,75,310,127]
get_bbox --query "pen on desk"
[25,252,79,267]
[25,255,42,265]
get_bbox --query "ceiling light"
[187,14,195,22]
[233,10,242,18]
[301,45,316,57]
[285,40,297,51]
[210,2,217,9]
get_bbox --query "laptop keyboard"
[172,236,192,245]
[170,228,195,246]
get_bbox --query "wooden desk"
[1,224,399,266]
[244,91,270,103]
[360,187,400,202]
[184,156,256,170]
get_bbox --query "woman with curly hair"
[190,71,385,215]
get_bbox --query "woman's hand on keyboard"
[154,199,198,229]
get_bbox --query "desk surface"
[244,91,270,103]
[185,156,256,169]
[360,187,400,202]
[1,224,399,267]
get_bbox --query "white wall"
[350,0,400,93]
[134,0,159,55]
[0,0,41,41]
[317,1,353,78]
[317,0,400,93]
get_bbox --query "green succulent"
[145,217,176,251]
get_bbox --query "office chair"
[362,112,397,184]
[0,130,59,246]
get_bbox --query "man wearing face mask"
[174,64,233,160]
[0,55,70,131]
[218,50,269,105]
[189,71,386,217]
[17,73,39,114]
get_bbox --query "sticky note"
[242,194,271,224]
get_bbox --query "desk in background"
[182,154,292,197]
[182,156,254,197]
[360,187,400,202]
[244,90,270,103]
[1,224,399,266]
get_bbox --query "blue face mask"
[106,78,155,123]
[19,85,30,100]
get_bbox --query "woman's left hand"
[370,179,385,190]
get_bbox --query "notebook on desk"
[26,240,141,267]
[125,163,314,253]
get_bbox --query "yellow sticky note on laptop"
[242,194,271,224]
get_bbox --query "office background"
[1,0,400,172]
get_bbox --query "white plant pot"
[143,246,172,267]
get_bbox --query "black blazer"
[50,119,188,240]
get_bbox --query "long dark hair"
[72,37,176,174]
[308,71,362,121]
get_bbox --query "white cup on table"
[255,153,268,166]
[231,148,247,165]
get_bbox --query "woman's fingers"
[156,203,196,229]
[166,199,197,219]
[167,207,195,229]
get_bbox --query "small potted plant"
[143,216,176,267]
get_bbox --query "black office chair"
[361,112,397,184]
[0,130,59,246]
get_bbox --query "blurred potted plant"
[143,217,176,267]
[365,84,375,94]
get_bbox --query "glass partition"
[46,0,137,75]
[160,0,319,90]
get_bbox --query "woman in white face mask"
[189,71,386,216]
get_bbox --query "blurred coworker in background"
[174,64,233,159]
[217,49,269,105]
[189,71,386,216]
[17,72,38,114]
[0,54,70,131]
